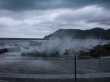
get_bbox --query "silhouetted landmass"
[0,48,8,54]
[0,27,110,40]
[79,43,110,59]
[44,28,110,40]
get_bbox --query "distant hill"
[44,28,110,40]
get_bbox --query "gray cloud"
[0,5,110,38]
[0,0,110,38]
[0,0,109,10]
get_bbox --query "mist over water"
[25,38,109,57]
[0,38,109,57]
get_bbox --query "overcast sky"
[0,0,110,38]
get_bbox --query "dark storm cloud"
[0,0,110,10]
[0,0,110,38]
[0,0,37,10]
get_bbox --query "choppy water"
[0,39,110,79]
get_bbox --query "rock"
[0,48,8,54]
